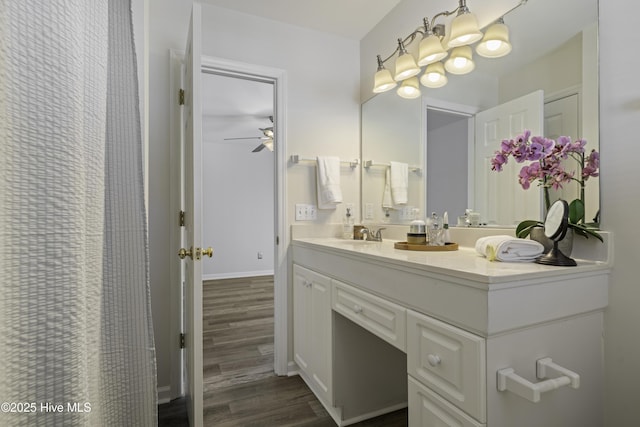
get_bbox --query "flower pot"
[529,227,574,256]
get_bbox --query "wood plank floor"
[158,275,408,426]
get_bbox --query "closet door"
[474,90,543,225]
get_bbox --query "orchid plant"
[491,130,602,241]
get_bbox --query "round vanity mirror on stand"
[536,199,577,266]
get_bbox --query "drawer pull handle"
[497,357,580,403]
[353,304,363,314]
[427,354,441,367]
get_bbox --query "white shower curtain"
[0,0,157,425]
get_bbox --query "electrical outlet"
[364,203,374,220]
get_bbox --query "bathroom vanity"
[291,236,610,427]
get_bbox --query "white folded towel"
[316,156,343,209]
[475,235,545,262]
[390,161,408,205]
[382,167,393,209]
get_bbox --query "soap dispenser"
[429,212,444,246]
[343,207,354,239]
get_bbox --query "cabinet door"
[292,265,332,403]
[293,265,312,372]
[311,275,332,399]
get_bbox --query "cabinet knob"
[353,304,363,314]
[427,354,441,367]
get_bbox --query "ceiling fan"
[224,116,274,152]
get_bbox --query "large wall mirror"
[361,0,598,226]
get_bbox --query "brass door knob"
[202,247,214,258]
[178,247,193,260]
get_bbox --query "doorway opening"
[426,107,473,220]
[200,71,277,394]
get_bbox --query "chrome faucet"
[366,227,386,242]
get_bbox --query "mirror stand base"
[536,243,577,267]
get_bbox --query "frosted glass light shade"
[373,68,397,93]
[397,77,421,99]
[448,12,483,47]
[418,34,448,66]
[394,53,421,81]
[445,46,475,75]
[420,62,448,88]
[476,22,512,58]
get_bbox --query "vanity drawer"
[332,279,406,351]
[409,376,485,427]
[407,310,486,422]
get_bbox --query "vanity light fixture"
[393,39,421,81]
[445,45,475,74]
[476,18,512,58]
[397,76,421,99]
[373,55,397,93]
[420,62,448,88]
[372,0,527,97]
[447,0,483,47]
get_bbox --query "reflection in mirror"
[361,94,423,224]
[361,0,598,226]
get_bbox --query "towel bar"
[363,160,421,174]
[290,155,359,169]
[497,357,580,403]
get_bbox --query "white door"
[544,94,580,205]
[182,4,204,426]
[474,90,544,225]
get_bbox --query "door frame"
[169,53,289,398]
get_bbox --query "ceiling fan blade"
[252,143,267,152]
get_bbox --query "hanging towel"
[475,235,545,262]
[382,167,393,209]
[390,161,408,205]
[316,156,343,209]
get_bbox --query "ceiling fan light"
[263,139,274,151]
[448,10,483,47]
[397,76,421,99]
[394,52,421,81]
[445,46,475,75]
[476,20,512,58]
[420,62,448,88]
[417,34,448,66]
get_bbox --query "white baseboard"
[203,270,274,281]
[157,385,172,405]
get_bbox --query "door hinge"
[178,88,185,105]
[179,333,186,349]
[276,236,280,245]
[179,210,185,227]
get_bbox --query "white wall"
[202,141,274,279]
[149,0,360,394]
[600,1,640,424]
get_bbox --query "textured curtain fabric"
[0,0,157,425]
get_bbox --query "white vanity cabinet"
[291,238,610,427]
[292,264,333,404]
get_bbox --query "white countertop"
[292,237,611,284]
